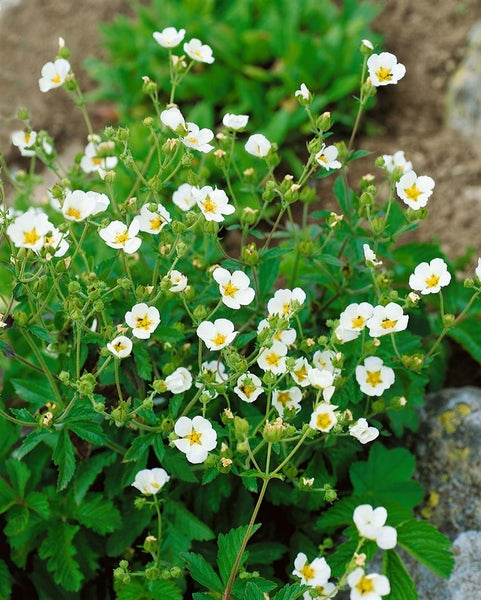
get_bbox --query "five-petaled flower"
[99,220,142,254]
[165,367,193,394]
[194,186,235,222]
[409,258,451,295]
[257,340,288,374]
[234,372,264,403]
[272,386,303,417]
[182,122,215,153]
[309,403,338,433]
[382,150,412,174]
[80,135,117,174]
[348,568,390,600]
[107,335,133,359]
[132,468,170,495]
[153,27,186,48]
[315,144,341,170]
[212,266,255,309]
[183,38,215,64]
[367,52,406,87]
[267,287,306,318]
[134,203,172,234]
[125,303,161,339]
[38,58,71,92]
[173,415,217,463]
[367,302,409,337]
[396,171,435,210]
[292,552,332,588]
[168,269,188,292]
[245,133,272,157]
[7,210,52,252]
[173,183,197,211]
[353,504,397,549]
[196,318,237,350]
[62,189,110,222]
[295,83,311,102]
[355,356,395,397]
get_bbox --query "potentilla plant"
[0,30,478,600]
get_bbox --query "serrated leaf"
[5,458,30,498]
[4,505,29,536]
[181,552,223,593]
[73,451,116,504]
[26,324,56,343]
[382,550,417,600]
[0,559,12,600]
[166,500,215,542]
[113,579,146,600]
[14,429,52,460]
[68,420,106,446]
[38,522,83,591]
[25,491,50,519]
[133,343,153,380]
[274,582,309,600]
[397,519,454,578]
[244,581,266,600]
[73,492,121,534]
[217,524,261,584]
[149,579,183,599]
[123,432,155,462]
[11,379,52,409]
[52,429,76,491]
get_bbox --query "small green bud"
[181,152,193,167]
[298,240,314,257]
[464,277,475,288]
[68,281,81,294]
[14,311,28,327]
[119,560,129,570]
[152,379,167,393]
[360,38,374,56]
[171,220,186,235]
[93,300,104,312]
[59,371,70,384]
[16,107,30,121]
[263,417,286,443]
[371,216,386,235]
[240,206,259,226]
[442,313,456,327]
[324,487,337,503]
[116,127,130,142]
[234,416,250,440]
[307,137,322,154]
[142,78,158,95]
[241,243,259,265]
[204,220,219,234]
[192,305,208,321]
[77,373,96,395]
[145,566,160,581]
[316,111,332,132]
[148,175,163,192]
[143,116,154,128]
[401,353,424,372]
[117,277,131,290]
[169,566,183,579]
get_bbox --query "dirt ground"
[1,0,481,261]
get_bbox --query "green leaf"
[123,432,155,462]
[149,579,183,599]
[26,324,56,343]
[15,429,52,460]
[382,550,417,600]
[397,519,454,578]
[52,429,76,491]
[68,420,106,446]
[4,504,29,536]
[0,477,16,514]
[133,343,153,380]
[181,552,223,593]
[244,581,267,600]
[11,379,53,409]
[114,578,148,600]
[5,458,30,497]
[73,492,122,534]
[38,521,83,591]
[73,450,116,504]
[448,319,481,364]
[0,559,12,600]
[166,500,215,542]
[273,582,310,600]
[217,524,261,584]
[25,491,50,519]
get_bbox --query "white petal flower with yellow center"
[11,130,37,157]
[315,144,341,170]
[356,356,395,397]
[80,136,118,174]
[245,133,271,157]
[267,287,306,318]
[222,113,249,130]
[153,27,186,48]
[353,504,397,549]
[165,367,193,394]
[6,210,52,252]
[212,266,255,309]
[339,302,374,335]
[173,415,217,463]
[313,350,341,376]
[99,220,142,254]
[234,372,264,403]
[349,418,379,444]
[257,340,288,374]
[307,367,336,402]
[272,386,302,417]
[182,122,214,153]
[367,52,406,87]
[38,58,71,92]
[348,568,390,600]
[292,552,331,587]
[257,319,297,346]
[134,203,172,234]
[396,170,435,210]
[168,269,188,292]
[125,303,160,339]
[160,107,187,135]
[290,357,311,387]
[194,186,235,222]
[184,38,215,64]
[302,582,338,600]
[62,190,110,222]
[367,302,409,337]
[309,403,338,433]
[107,335,133,359]
[196,318,237,351]
[42,225,69,258]
[131,467,170,495]
[173,183,197,211]
[409,258,451,295]
[382,150,412,174]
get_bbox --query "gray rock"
[446,21,481,148]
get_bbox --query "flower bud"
[145,567,160,581]
[143,535,158,554]
[16,107,30,121]
[263,417,286,443]
[241,243,259,265]
[316,111,332,132]
[192,305,208,321]
[234,416,250,440]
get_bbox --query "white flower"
[6,210,52,252]
[173,183,197,211]
[353,504,397,550]
[396,171,435,210]
[184,38,215,64]
[42,225,69,258]
[153,27,186,48]
[99,220,142,254]
[315,144,341,170]
[339,302,374,335]
[363,243,382,266]
[134,203,172,234]
[173,415,217,463]
[160,107,187,134]
[367,52,406,87]
[267,287,306,318]
[303,582,338,599]
[382,150,412,174]
[272,386,302,417]
[168,269,188,292]
[476,258,481,282]
[234,372,264,403]
[290,357,311,387]
[165,367,193,394]
[194,186,235,222]
[213,267,255,309]
[222,113,249,130]
[349,418,379,444]
[80,136,117,173]
[313,350,341,376]
[309,403,338,433]
[307,367,335,402]
[409,258,451,295]
[196,318,237,350]
[182,122,214,153]
[367,302,409,337]
[125,303,161,339]
[257,340,288,374]
[38,58,70,92]
[11,130,37,157]
[195,360,227,399]
[348,568,390,599]
[107,335,133,358]
[334,326,361,343]
[356,356,395,397]
[295,83,311,101]
[292,552,331,587]
[245,133,271,157]
[257,319,297,346]
[132,467,170,495]
[62,189,110,221]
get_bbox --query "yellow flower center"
[186,136,199,145]
[404,184,421,202]
[375,66,392,82]
[240,383,256,398]
[352,315,365,329]
[316,412,333,430]
[23,228,41,246]
[294,365,308,382]
[317,153,327,164]
[381,318,397,329]
[92,156,103,165]
[265,351,281,367]
[52,74,62,84]
[212,332,227,347]
[300,563,315,581]
[425,273,440,288]
[114,341,127,352]
[66,207,81,220]
[282,302,291,315]
[356,575,375,594]
[135,314,154,330]
[202,196,217,213]
[149,216,163,231]
[25,132,32,144]
[187,429,202,445]
[366,370,382,386]
[151,481,160,489]
[222,281,239,298]
[277,392,291,405]
[114,231,130,245]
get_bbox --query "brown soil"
[1,0,481,262]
